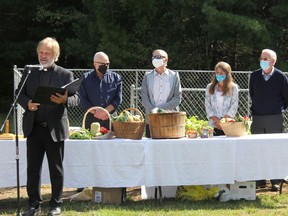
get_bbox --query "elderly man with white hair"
[17,37,80,216]
[249,48,288,191]
[141,49,182,138]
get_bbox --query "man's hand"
[28,99,40,111]
[50,90,68,104]
[94,109,109,120]
[89,107,109,120]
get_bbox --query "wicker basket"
[220,122,246,137]
[148,112,186,139]
[82,106,115,140]
[112,108,146,140]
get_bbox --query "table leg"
[154,186,163,204]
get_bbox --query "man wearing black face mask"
[79,51,123,131]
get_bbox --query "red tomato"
[100,127,109,134]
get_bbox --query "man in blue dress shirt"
[79,51,123,130]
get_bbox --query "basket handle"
[119,108,144,122]
[82,106,111,130]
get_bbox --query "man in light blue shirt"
[141,49,182,137]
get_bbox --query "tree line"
[1,0,288,111]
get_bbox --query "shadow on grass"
[0,186,288,215]
[2,190,288,215]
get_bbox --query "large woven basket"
[220,122,246,137]
[148,112,186,139]
[112,108,146,140]
[82,106,115,140]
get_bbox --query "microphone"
[25,65,44,70]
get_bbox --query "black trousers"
[213,128,225,136]
[251,114,283,185]
[26,124,64,208]
[145,124,151,138]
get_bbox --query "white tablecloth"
[144,137,236,186]
[1,134,288,188]
[234,133,288,181]
[0,139,145,188]
[64,139,145,187]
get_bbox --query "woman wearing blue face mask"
[205,61,239,136]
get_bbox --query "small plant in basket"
[234,114,252,134]
[185,116,213,138]
[220,114,252,136]
[185,116,201,138]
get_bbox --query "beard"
[39,58,55,68]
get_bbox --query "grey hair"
[262,49,277,62]
[93,52,109,61]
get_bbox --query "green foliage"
[185,116,212,133]
[69,128,92,139]
[234,113,252,133]
[2,0,288,110]
[112,111,129,122]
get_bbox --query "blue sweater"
[249,68,288,115]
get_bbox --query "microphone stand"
[0,68,32,216]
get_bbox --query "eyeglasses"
[152,55,166,60]
[94,62,110,66]
[259,57,271,61]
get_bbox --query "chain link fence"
[13,66,288,134]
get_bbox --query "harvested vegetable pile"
[69,128,92,140]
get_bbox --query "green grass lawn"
[1,186,288,216]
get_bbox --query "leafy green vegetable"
[69,128,92,140]
[157,108,165,113]
[185,116,213,133]
[112,110,130,122]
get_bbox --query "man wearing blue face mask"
[249,48,288,192]
[141,49,182,138]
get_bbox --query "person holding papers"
[79,51,123,130]
[16,37,79,216]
